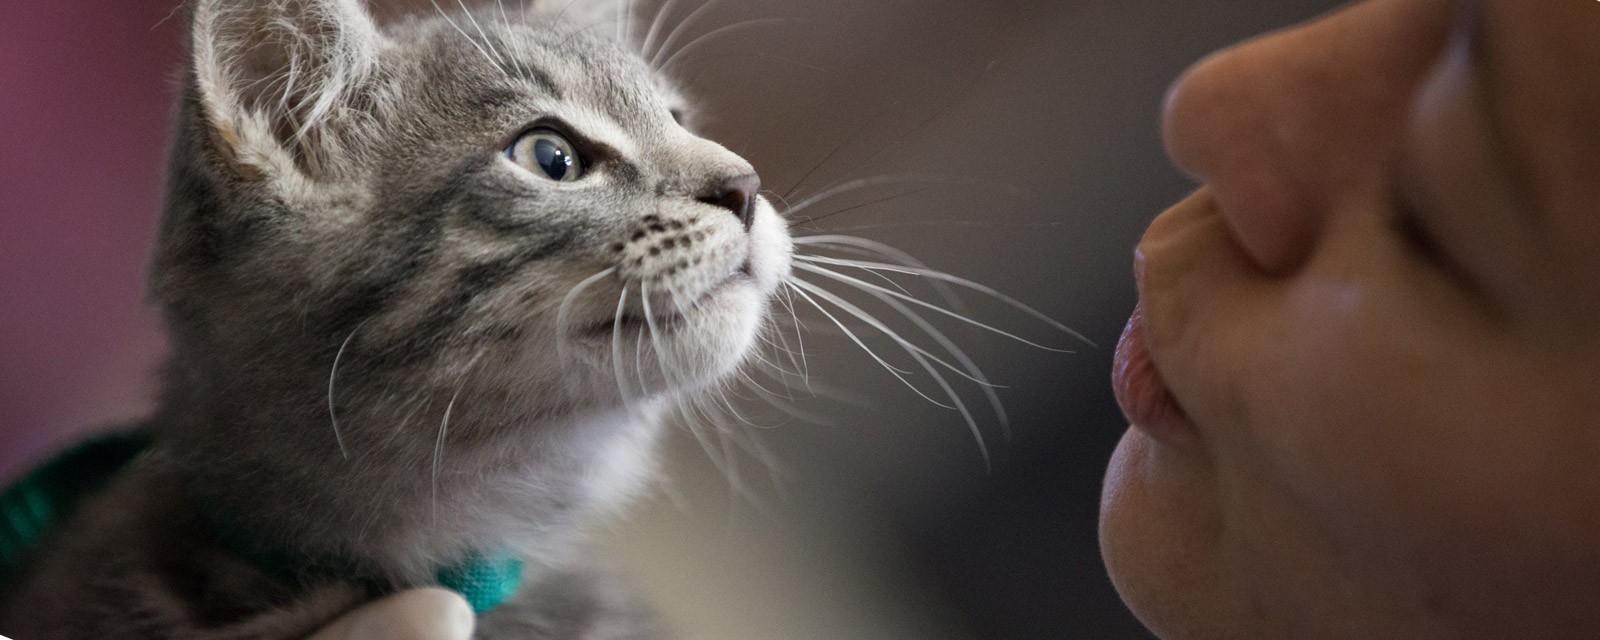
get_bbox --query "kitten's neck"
[157,377,668,584]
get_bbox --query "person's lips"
[1112,299,1199,447]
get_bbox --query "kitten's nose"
[697,173,760,231]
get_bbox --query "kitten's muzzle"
[697,173,760,231]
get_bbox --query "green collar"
[1,429,525,615]
[212,523,526,615]
[1,430,150,590]
[433,550,527,614]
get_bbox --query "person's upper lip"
[1112,239,1203,449]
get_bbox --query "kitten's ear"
[191,0,387,180]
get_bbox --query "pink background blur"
[1,2,182,480]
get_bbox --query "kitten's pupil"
[509,129,583,182]
[533,138,576,181]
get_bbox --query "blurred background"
[2,0,1343,637]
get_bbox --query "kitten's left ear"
[190,0,388,180]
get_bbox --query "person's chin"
[1101,427,1238,640]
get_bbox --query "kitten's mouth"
[587,310,686,337]
[580,266,751,339]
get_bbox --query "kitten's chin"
[568,275,766,398]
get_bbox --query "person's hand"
[307,589,475,640]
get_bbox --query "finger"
[307,588,475,640]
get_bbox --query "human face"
[1100,0,1600,638]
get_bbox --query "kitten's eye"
[507,128,584,182]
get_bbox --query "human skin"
[1101,0,1600,638]
[307,589,474,640]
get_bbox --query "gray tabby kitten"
[0,0,792,637]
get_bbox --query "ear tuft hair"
[192,0,387,180]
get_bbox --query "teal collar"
[1,430,151,590]
[202,494,528,615]
[0,429,525,614]
[433,550,527,614]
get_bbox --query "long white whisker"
[650,0,727,69]
[657,18,794,76]
[612,283,633,407]
[455,0,510,68]
[637,281,661,397]
[433,350,487,526]
[328,320,369,461]
[555,267,619,369]
[431,0,508,72]
[780,99,904,201]
[794,261,1073,353]
[496,0,512,31]
[735,362,804,407]
[782,174,1005,220]
[794,247,1094,346]
[641,0,686,59]
[788,278,991,470]
[742,368,833,425]
[797,263,1012,434]
[784,282,949,409]
[785,187,931,231]
[643,284,728,482]
[792,232,978,330]
[752,328,804,381]
[790,269,1004,387]
[779,283,811,387]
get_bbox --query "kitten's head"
[152,0,792,416]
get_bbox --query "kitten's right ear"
[190,0,387,181]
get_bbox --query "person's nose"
[1160,0,1458,273]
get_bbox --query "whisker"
[804,61,1001,200]
[657,18,797,76]
[552,0,583,24]
[780,98,904,201]
[792,232,978,329]
[649,0,727,69]
[778,283,811,386]
[430,0,508,73]
[788,278,991,470]
[793,260,1072,353]
[796,263,1011,435]
[555,267,619,375]
[641,0,686,58]
[743,368,833,425]
[810,220,1069,233]
[327,319,370,461]
[787,187,931,230]
[790,268,1004,388]
[433,350,487,527]
[495,0,513,31]
[782,174,1013,221]
[612,283,634,406]
[784,282,948,408]
[795,245,1094,346]
[455,0,511,69]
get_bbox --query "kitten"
[0,0,791,637]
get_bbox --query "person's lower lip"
[1112,300,1199,447]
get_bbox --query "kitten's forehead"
[396,15,674,137]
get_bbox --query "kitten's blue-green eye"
[508,129,583,182]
